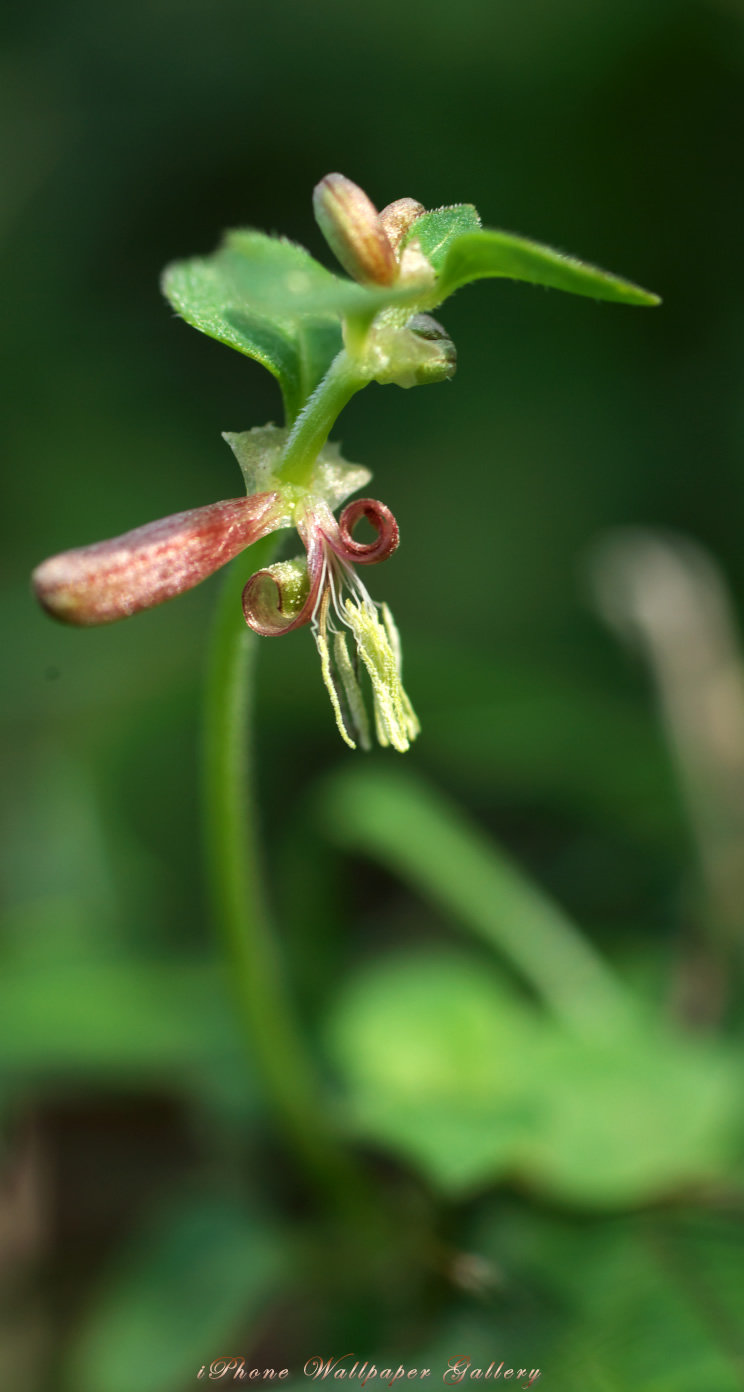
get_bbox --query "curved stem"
[278,350,367,486]
[202,539,363,1200]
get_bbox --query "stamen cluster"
[242,496,418,751]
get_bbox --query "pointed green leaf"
[518,1030,739,1207]
[0,960,243,1077]
[326,950,541,1193]
[162,254,302,420]
[457,1206,744,1392]
[401,203,481,271]
[162,233,346,423]
[66,1191,288,1392]
[434,227,661,306]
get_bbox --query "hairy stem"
[203,539,363,1198]
[278,350,367,486]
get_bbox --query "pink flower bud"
[32,493,282,626]
[313,173,397,287]
[378,197,425,254]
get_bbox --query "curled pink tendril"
[241,497,399,638]
[334,498,399,564]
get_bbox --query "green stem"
[278,349,367,486]
[202,539,363,1199]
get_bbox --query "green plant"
[39,177,742,1392]
[31,169,659,1173]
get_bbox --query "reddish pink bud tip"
[32,493,282,626]
[378,197,426,253]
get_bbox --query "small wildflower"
[242,494,419,752]
[33,426,418,752]
[33,170,655,751]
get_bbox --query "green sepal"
[433,226,661,306]
[400,203,482,272]
[64,1190,288,1392]
[222,423,371,509]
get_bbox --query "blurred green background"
[4,0,744,1388]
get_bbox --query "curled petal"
[242,556,320,636]
[243,505,331,637]
[336,498,400,565]
[33,493,282,626]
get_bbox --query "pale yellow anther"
[333,630,373,751]
[315,590,356,749]
[342,598,419,754]
[382,603,421,742]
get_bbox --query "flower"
[31,172,444,754]
[242,495,419,752]
[34,170,658,753]
[32,426,419,752]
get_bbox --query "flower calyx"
[367,313,457,389]
[222,423,372,513]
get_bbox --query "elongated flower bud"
[313,173,397,287]
[32,493,282,626]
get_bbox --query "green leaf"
[65,1190,288,1392]
[470,1206,744,1392]
[325,950,542,1192]
[401,203,482,271]
[0,959,249,1091]
[162,254,302,421]
[221,230,361,313]
[316,765,632,1037]
[551,1225,744,1391]
[519,1030,739,1207]
[220,230,418,320]
[434,227,661,305]
[325,949,741,1203]
[162,233,345,423]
